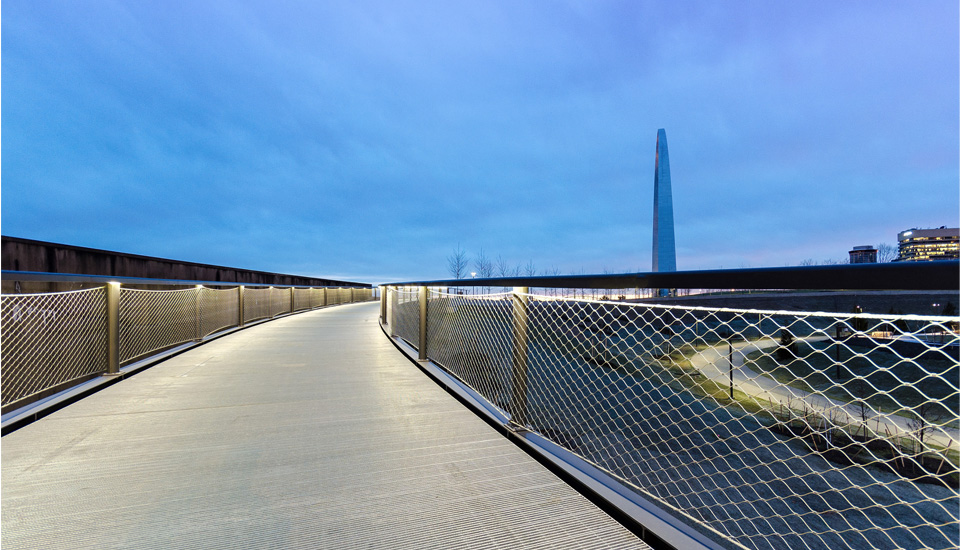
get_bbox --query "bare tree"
[820,258,849,265]
[547,266,560,296]
[524,260,537,277]
[495,255,511,278]
[908,402,943,455]
[447,244,469,280]
[473,248,493,294]
[877,243,898,263]
[523,260,537,294]
[495,255,511,292]
[475,248,493,278]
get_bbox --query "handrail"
[1,270,371,288]
[386,260,959,291]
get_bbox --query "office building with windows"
[848,245,878,264]
[896,227,959,261]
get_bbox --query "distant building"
[895,227,959,261]
[848,245,877,264]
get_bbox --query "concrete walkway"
[1,302,647,550]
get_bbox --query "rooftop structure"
[849,245,878,264]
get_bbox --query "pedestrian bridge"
[2,262,958,550]
[2,302,650,549]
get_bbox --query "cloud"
[2,1,957,284]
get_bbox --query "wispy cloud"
[3,1,957,283]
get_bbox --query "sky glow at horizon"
[2,1,958,284]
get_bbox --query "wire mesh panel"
[2,282,362,413]
[417,290,959,550]
[427,290,515,414]
[310,288,324,309]
[199,287,239,337]
[120,288,197,364]
[292,288,312,311]
[243,287,274,323]
[269,287,290,318]
[390,287,420,346]
[1,288,107,408]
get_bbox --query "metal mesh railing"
[329,288,346,305]
[243,287,275,323]
[199,287,239,337]
[396,288,959,550]
[120,288,197,363]
[1,288,107,408]
[2,282,370,411]
[269,287,290,318]
[391,287,420,345]
[293,288,316,311]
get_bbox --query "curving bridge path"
[2,302,648,549]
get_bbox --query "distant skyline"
[3,1,958,284]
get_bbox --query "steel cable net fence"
[293,288,318,311]
[243,287,276,323]
[1,288,107,408]
[2,283,369,412]
[120,288,197,363]
[391,287,420,344]
[199,287,239,337]
[406,289,959,550]
[330,288,351,305]
[269,287,290,318]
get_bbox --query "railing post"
[728,341,734,400]
[388,286,395,328]
[238,285,245,327]
[380,286,387,324]
[194,285,202,341]
[290,287,295,312]
[511,287,530,428]
[350,287,355,303]
[106,282,120,375]
[418,286,428,361]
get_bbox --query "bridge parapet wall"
[2,236,368,293]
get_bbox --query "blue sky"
[3,1,958,284]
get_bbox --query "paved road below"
[689,338,959,449]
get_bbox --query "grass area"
[615,342,960,477]
[744,340,959,423]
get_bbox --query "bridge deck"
[2,302,648,549]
